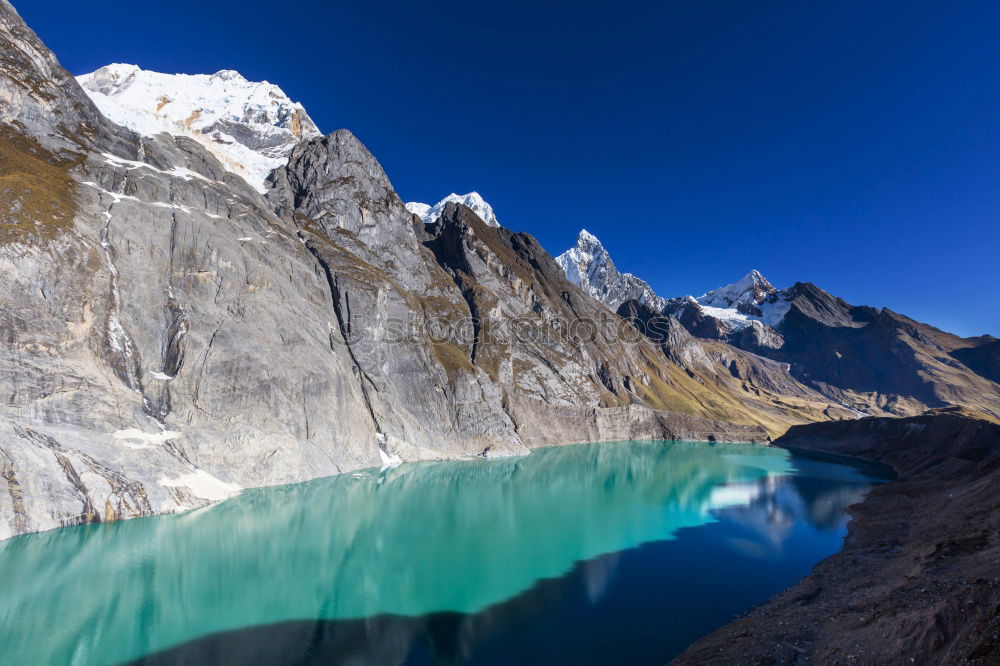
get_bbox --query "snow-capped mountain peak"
[556,229,667,312]
[76,63,322,192]
[556,234,793,332]
[406,192,499,227]
[676,270,790,331]
[698,269,777,311]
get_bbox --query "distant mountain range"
[0,0,997,541]
[555,228,1000,421]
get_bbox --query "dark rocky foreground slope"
[672,411,1000,665]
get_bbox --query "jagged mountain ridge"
[693,269,791,327]
[557,229,791,330]
[698,269,776,310]
[559,228,1000,420]
[555,229,667,312]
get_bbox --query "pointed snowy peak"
[76,63,322,192]
[447,192,498,226]
[406,192,499,227]
[562,229,611,265]
[569,228,612,258]
[556,230,611,285]
[676,269,790,331]
[698,269,777,310]
[555,229,666,313]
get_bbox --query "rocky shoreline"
[672,410,1000,665]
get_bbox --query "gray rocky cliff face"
[418,206,793,443]
[1,0,386,537]
[0,0,780,541]
[265,130,526,461]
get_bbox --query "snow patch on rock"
[159,469,242,501]
[112,428,181,449]
[376,433,403,468]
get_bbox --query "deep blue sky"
[19,0,1000,335]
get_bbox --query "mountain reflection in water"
[0,440,889,665]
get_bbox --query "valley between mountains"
[1,0,999,548]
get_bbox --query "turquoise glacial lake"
[0,440,890,665]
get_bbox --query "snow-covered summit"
[555,231,793,332]
[698,269,777,311]
[556,229,667,312]
[675,270,791,330]
[406,192,499,227]
[77,63,321,192]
